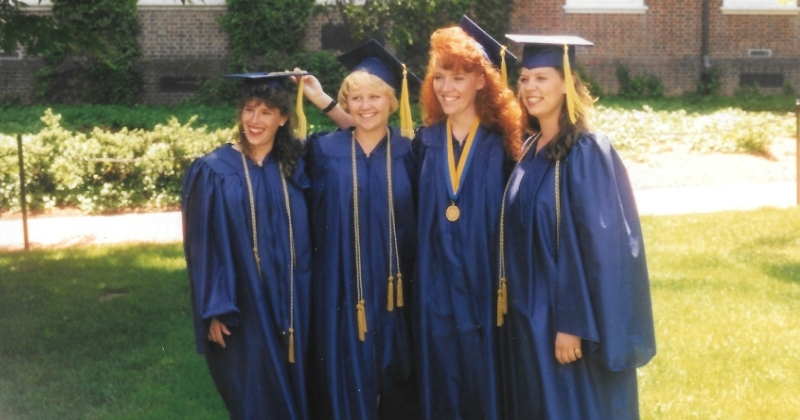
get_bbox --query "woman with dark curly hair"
[181,72,312,420]
[409,17,522,420]
[496,35,656,419]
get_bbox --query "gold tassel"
[497,286,505,327]
[387,275,395,312]
[396,272,404,308]
[501,277,508,315]
[399,64,414,138]
[500,46,508,87]
[563,44,585,125]
[288,327,295,363]
[357,300,367,341]
[295,77,307,139]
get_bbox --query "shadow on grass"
[0,244,226,420]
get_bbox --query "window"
[721,0,800,15]
[563,0,647,14]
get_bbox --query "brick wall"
[137,7,229,104]
[510,0,800,96]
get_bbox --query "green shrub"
[616,63,664,100]
[697,66,722,97]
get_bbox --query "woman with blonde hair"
[298,40,421,420]
[409,17,522,420]
[497,35,656,419]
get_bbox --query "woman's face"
[241,100,288,150]
[346,85,392,135]
[518,67,566,122]
[432,62,485,120]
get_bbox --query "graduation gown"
[307,127,417,420]
[499,133,656,420]
[410,121,506,420]
[182,144,312,420]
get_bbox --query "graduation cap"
[505,34,594,125]
[459,15,517,85]
[337,40,421,138]
[225,71,312,138]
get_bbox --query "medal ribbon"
[445,118,480,201]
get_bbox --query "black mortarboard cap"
[505,35,593,70]
[336,39,421,93]
[459,15,517,70]
[224,71,311,93]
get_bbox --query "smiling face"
[240,100,288,154]
[345,85,392,135]
[518,67,566,124]
[431,62,485,121]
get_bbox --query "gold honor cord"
[241,151,262,282]
[280,170,297,364]
[385,131,403,311]
[497,133,540,327]
[445,118,480,222]
[351,130,403,343]
[240,150,297,363]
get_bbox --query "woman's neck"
[448,108,478,144]
[354,126,387,156]
[536,115,560,152]
[235,142,273,166]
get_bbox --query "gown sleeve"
[557,133,656,372]
[182,159,241,354]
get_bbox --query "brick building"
[511,0,800,96]
[1,0,798,103]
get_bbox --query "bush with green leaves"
[0,109,235,213]
[616,63,665,100]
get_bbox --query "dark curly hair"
[520,71,594,162]
[234,85,305,178]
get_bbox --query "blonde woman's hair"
[338,70,399,114]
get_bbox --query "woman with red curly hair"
[408,17,522,420]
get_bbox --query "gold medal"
[446,204,460,222]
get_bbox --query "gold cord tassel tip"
[387,275,395,312]
[396,272,404,308]
[357,300,367,341]
[288,327,295,363]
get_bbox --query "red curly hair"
[420,26,522,160]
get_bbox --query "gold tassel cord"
[562,44,587,125]
[288,327,295,363]
[396,272,404,308]
[496,287,504,327]
[387,275,395,311]
[399,64,414,138]
[500,45,508,87]
[501,277,508,315]
[357,300,368,341]
[295,77,307,139]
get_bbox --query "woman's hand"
[207,318,231,348]
[291,68,329,107]
[554,332,583,364]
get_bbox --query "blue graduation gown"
[182,144,312,420]
[410,121,506,420]
[499,133,656,420]
[307,127,417,420]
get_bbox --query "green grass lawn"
[1,208,799,419]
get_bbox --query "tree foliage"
[33,0,144,104]
[328,0,516,75]
[0,0,60,55]
[219,0,315,71]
